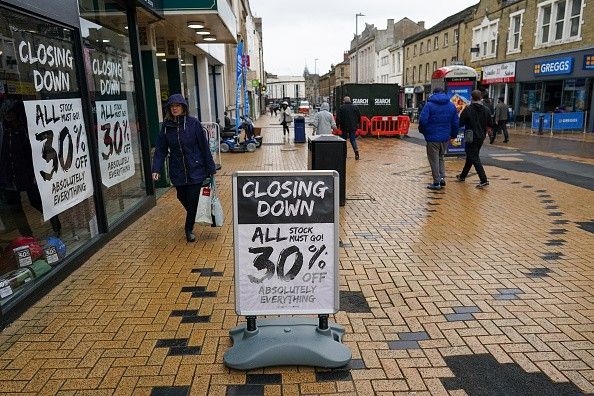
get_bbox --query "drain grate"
[261,142,284,146]
[346,193,376,201]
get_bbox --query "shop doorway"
[543,81,563,112]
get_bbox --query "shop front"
[0,0,158,325]
[516,49,594,131]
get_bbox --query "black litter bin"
[308,135,346,206]
[294,116,306,143]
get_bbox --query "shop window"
[507,10,525,54]
[561,79,586,112]
[79,0,147,227]
[472,17,499,61]
[520,82,543,117]
[536,0,583,47]
[0,6,98,306]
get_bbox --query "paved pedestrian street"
[1,116,594,395]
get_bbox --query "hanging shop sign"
[96,100,135,187]
[404,87,414,94]
[233,171,339,316]
[481,62,516,84]
[23,99,94,221]
[533,57,574,76]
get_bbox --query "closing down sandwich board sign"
[233,171,339,316]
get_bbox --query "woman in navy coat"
[152,94,216,242]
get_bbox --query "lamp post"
[355,13,364,84]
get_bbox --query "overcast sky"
[250,0,478,76]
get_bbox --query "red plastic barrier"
[358,116,371,137]
[397,115,410,135]
[369,115,410,136]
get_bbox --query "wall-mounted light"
[195,30,211,36]
[156,52,166,57]
[203,36,217,42]
[187,21,205,29]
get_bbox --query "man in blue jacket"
[418,87,459,190]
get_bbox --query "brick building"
[464,0,594,130]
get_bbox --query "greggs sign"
[533,57,574,76]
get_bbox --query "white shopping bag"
[211,177,224,227]
[195,185,212,225]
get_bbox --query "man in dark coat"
[336,96,361,160]
[456,90,492,188]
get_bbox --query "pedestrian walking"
[311,102,336,135]
[152,94,217,242]
[336,96,361,160]
[273,104,278,116]
[269,104,274,117]
[418,87,459,190]
[278,101,293,141]
[456,90,492,188]
[491,97,509,144]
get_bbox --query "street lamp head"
[356,13,364,17]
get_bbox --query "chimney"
[387,19,394,29]
[343,51,349,62]
[417,21,425,29]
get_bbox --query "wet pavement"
[1,114,594,395]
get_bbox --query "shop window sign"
[533,57,574,76]
[584,55,594,70]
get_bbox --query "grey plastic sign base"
[223,317,352,370]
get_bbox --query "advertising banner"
[333,84,400,117]
[233,171,339,316]
[553,112,584,130]
[531,112,552,129]
[446,80,473,154]
[23,99,94,220]
[96,100,135,187]
[243,55,250,118]
[235,41,243,132]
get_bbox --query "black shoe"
[489,137,495,144]
[355,151,360,160]
[439,179,446,187]
[186,233,196,242]
[456,174,465,182]
[427,183,442,190]
[476,181,489,189]
[503,139,509,143]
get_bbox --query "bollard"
[538,114,545,135]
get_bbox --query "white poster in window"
[23,98,94,221]
[96,100,135,187]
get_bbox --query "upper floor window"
[508,9,525,53]
[434,36,439,49]
[536,0,583,47]
[427,39,431,52]
[442,58,447,67]
[412,66,416,82]
[406,47,410,59]
[418,64,422,82]
[420,42,424,54]
[454,29,459,43]
[406,67,409,84]
[472,17,499,61]
[396,52,401,73]
[413,44,417,56]
[444,33,449,47]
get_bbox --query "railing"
[332,115,410,138]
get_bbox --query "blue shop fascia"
[514,47,594,132]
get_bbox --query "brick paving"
[1,114,594,395]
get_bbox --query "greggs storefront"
[0,0,160,325]
[515,48,594,132]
